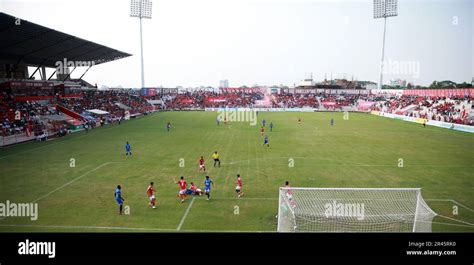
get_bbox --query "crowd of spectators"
[271,93,319,108]
[373,95,473,125]
[270,93,383,109]
[1,100,50,137]
[1,89,473,141]
[1,90,154,138]
[59,90,152,118]
[163,91,264,109]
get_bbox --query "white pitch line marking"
[1,221,473,231]
[222,157,474,168]
[0,224,172,231]
[426,199,474,212]
[430,221,474,228]
[32,162,111,203]
[436,215,474,226]
[177,197,195,231]
[0,224,273,232]
[0,138,74,160]
[193,197,277,201]
[0,162,111,221]
[0,117,144,160]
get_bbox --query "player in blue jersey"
[115,185,125,215]
[204,176,213,201]
[125,142,132,158]
[263,134,269,147]
[269,122,273,132]
[262,119,266,127]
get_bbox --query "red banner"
[206,97,226,102]
[14,96,54,101]
[1,81,53,88]
[219,87,265,93]
[402,89,473,97]
[56,105,86,120]
[60,94,83,99]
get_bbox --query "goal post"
[277,187,437,232]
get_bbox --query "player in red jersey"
[188,182,203,196]
[260,127,265,137]
[198,156,206,173]
[147,182,156,209]
[174,176,187,203]
[236,174,244,198]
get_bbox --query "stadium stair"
[71,78,96,89]
[55,105,86,120]
[114,102,132,110]
[395,104,418,115]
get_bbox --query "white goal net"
[277,188,437,232]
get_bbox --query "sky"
[1,0,472,88]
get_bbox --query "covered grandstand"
[0,12,139,146]
[0,12,131,82]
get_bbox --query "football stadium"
[0,0,473,259]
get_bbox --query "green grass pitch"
[0,111,473,232]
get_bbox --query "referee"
[212,151,221,167]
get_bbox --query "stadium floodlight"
[374,0,398,90]
[277,187,436,232]
[130,0,153,89]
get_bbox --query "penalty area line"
[435,215,474,226]
[0,224,172,232]
[177,197,195,231]
[192,197,277,201]
[32,162,112,204]
[0,162,111,221]
[0,224,272,233]
[426,199,474,212]
[2,221,472,231]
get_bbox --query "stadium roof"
[86,109,110,115]
[0,12,132,68]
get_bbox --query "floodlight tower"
[130,0,153,89]
[374,0,398,90]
